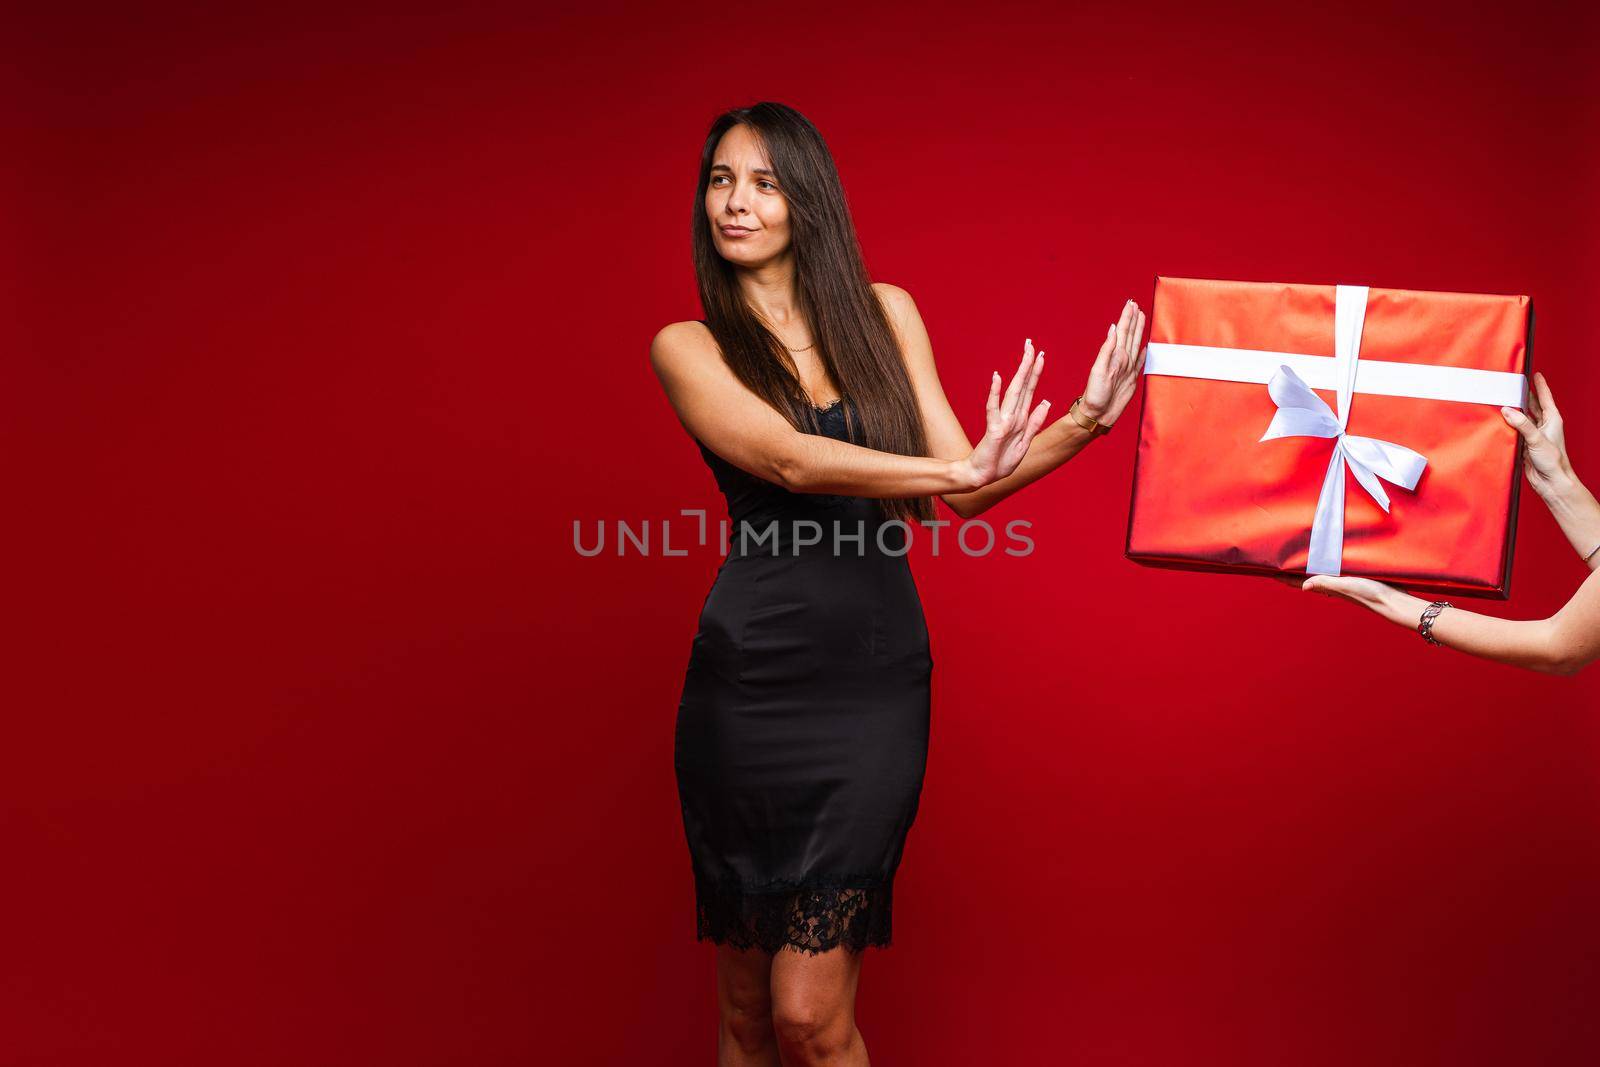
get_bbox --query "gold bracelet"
[1068,396,1110,436]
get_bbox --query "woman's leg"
[717,943,780,1066]
[769,942,867,1066]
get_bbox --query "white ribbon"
[1142,284,1527,577]
[1141,344,1526,406]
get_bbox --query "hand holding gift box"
[1298,369,1600,674]
[1125,277,1532,598]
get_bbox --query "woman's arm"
[1543,479,1600,571]
[875,283,1145,520]
[1302,371,1600,675]
[648,320,1047,500]
[1303,571,1600,675]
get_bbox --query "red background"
[11,3,1600,1064]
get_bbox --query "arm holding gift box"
[878,284,1146,520]
[1501,372,1600,570]
[1304,373,1600,675]
[1303,571,1600,676]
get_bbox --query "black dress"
[674,394,933,955]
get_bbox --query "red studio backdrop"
[9,3,1600,1064]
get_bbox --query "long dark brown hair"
[691,102,937,524]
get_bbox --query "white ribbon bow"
[1258,285,1428,576]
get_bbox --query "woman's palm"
[1081,300,1146,426]
[967,339,1050,485]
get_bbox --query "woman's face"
[705,124,791,266]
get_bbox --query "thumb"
[1501,406,1544,449]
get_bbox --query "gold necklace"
[765,318,813,352]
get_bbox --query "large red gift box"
[1124,277,1533,598]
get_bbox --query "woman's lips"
[720,226,754,238]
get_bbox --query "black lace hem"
[693,872,894,955]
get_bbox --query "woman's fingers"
[1526,380,1544,425]
[1115,302,1141,384]
[1017,350,1044,425]
[1005,398,1051,472]
[1114,313,1134,380]
[1001,339,1034,422]
[1024,398,1051,441]
[1534,371,1559,421]
[1009,339,1043,426]
[986,369,1001,423]
[1113,301,1135,362]
[1302,575,1363,602]
[1088,323,1116,382]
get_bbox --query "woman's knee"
[717,951,775,1053]
[719,994,776,1052]
[771,1001,852,1056]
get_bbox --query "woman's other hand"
[1080,299,1146,428]
[1300,574,1409,621]
[959,338,1051,488]
[1295,373,1600,673]
[1502,372,1575,497]
[1503,371,1600,569]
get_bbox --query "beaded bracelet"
[1418,601,1452,646]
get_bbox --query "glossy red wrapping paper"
[1125,277,1533,598]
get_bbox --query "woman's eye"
[710,176,777,191]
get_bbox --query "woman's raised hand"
[1502,372,1575,497]
[1080,299,1146,427]
[960,338,1050,488]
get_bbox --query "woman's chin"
[720,247,770,267]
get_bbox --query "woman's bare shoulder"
[648,320,720,386]
[649,319,714,358]
[871,280,914,308]
[870,281,921,331]
[651,318,713,345]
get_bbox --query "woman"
[1304,371,1600,674]
[648,102,1145,1066]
